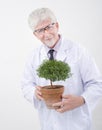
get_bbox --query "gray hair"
[28,8,57,31]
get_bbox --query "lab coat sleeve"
[79,49,102,111]
[21,52,41,109]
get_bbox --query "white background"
[0,0,102,130]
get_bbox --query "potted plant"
[37,59,71,109]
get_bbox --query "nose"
[42,29,50,37]
[43,29,49,34]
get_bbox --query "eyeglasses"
[34,23,56,35]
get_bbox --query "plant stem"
[50,80,53,88]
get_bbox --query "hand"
[53,95,85,113]
[35,86,43,100]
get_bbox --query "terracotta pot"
[41,85,64,109]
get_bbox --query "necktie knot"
[48,49,54,60]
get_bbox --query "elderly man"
[21,7,102,130]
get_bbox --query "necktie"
[48,49,54,60]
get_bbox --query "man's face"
[33,19,59,48]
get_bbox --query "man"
[21,8,102,130]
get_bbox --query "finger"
[36,86,42,91]
[35,91,43,100]
[37,95,43,100]
[36,89,42,96]
[52,102,62,107]
[56,103,71,113]
[62,95,71,99]
[35,87,43,100]
[36,86,42,95]
[56,106,65,113]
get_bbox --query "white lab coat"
[21,36,102,130]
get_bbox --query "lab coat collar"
[40,46,49,63]
[40,36,71,62]
[56,36,71,61]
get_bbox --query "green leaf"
[37,60,71,83]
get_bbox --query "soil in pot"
[41,85,64,109]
